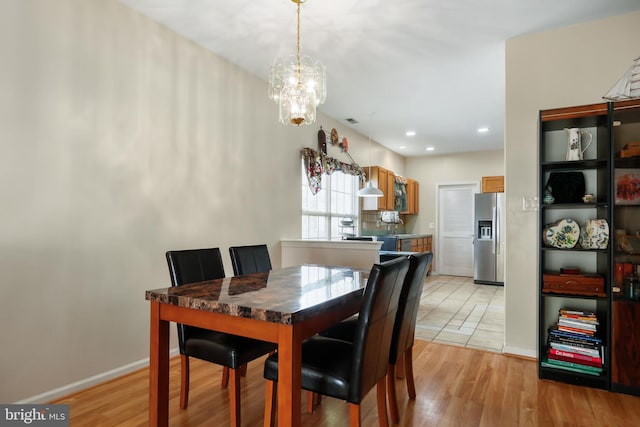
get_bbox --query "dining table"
[146,263,370,427]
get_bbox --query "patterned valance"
[301,148,366,194]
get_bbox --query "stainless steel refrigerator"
[473,192,505,285]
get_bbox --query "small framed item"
[615,169,640,205]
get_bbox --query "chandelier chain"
[296,0,301,82]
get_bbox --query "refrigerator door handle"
[492,206,497,255]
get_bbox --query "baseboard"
[503,345,536,359]
[15,348,180,404]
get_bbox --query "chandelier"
[268,0,326,126]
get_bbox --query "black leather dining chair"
[228,244,272,275]
[262,256,410,427]
[165,248,276,427]
[318,252,433,423]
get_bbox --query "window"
[301,162,359,240]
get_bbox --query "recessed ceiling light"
[405,130,416,137]
[477,127,489,133]
[399,145,406,149]
[426,147,435,151]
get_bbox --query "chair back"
[389,252,433,364]
[348,256,410,403]
[165,248,226,353]
[229,244,272,275]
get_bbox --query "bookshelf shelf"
[541,292,608,300]
[540,247,608,253]
[542,202,608,210]
[539,365,609,390]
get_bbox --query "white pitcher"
[565,128,592,161]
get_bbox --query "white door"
[437,183,478,276]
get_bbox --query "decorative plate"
[330,128,339,146]
[579,219,609,249]
[543,218,580,249]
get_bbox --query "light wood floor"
[52,341,640,426]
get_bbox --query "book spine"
[559,309,596,317]
[549,342,601,357]
[548,353,603,368]
[549,329,602,344]
[558,319,597,330]
[544,357,603,372]
[559,314,599,323]
[549,336,601,350]
[541,359,602,376]
[549,349,602,366]
[557,325,595,336]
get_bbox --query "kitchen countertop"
[379,250,419,256]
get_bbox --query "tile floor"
[415,274,505,353]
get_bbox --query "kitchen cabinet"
[362,167,420,213]
[482,175,504,193]
[391,235,433,273]
[411,235,432,272]
[362,166,395,211]
[402,179,419,214]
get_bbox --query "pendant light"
[358,116,383,198]
[268,0,326,126]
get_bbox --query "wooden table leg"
[149,302,169,427]
[277,324,302,427]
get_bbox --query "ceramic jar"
[579,219,609,249]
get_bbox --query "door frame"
[435,181,480,275]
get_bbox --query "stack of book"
[541,309,604,376]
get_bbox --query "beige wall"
[405,150,505,238]
[504,11,640,356]
[0,0,404,403]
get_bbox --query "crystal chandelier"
[268,0,326,126]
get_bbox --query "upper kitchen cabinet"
[482,175,504,193]
[362,166,395,211]
[362,167,420,214]
[402,178,419,214]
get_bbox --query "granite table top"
[146,264,370,325]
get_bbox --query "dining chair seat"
[183,328,275,369]
[263,256,411,427]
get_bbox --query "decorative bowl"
[543,218,580,249]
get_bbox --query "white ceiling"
[118,0,640,157]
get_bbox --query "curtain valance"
[301,148,365,194]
